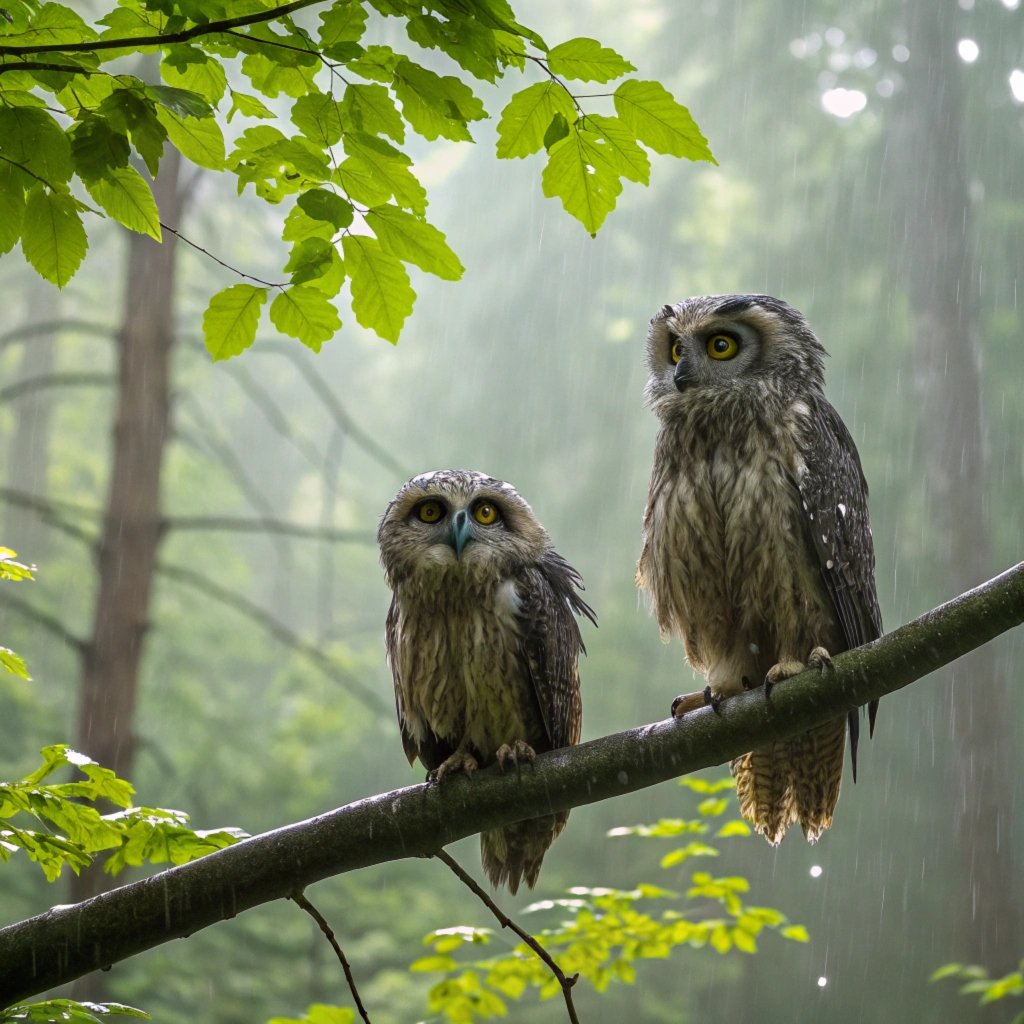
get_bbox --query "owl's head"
[644,294,827,419]
[378,469,549,586]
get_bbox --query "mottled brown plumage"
[379,469,595,891]
[637,295,882,844]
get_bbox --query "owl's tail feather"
[732,744,798,846]
[791,716,846,843]
[480,811,569,894]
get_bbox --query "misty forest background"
[1,0,1022,1022]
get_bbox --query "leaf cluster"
[0,2,712,354]
[412,778,805,1023]
[0,745,246,881]
[931,959,1024,1020]
[0,546,35,680]
[0,1000,149,1024]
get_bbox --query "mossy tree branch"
[1,562,1022,1005]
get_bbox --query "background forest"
[1,0,1022,1022]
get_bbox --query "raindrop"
[821,88,867,118]
[818,976,828,988]
[1010,69,1024,103]
[892,44,910,63]
[957,39,980,63]
[824,27,846,47]
[810,864,823,878]
[853,48,877,69]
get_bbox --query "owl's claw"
[429,748,479,782]
[703,685,723,714]
[764,648,834,701]
[671,690,706,718]
[496,740,536,770]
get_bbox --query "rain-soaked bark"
[889,0,1020,970]
[2,563,1022,1005]
[70,150,186,925]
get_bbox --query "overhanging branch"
[1,562,1021,1004]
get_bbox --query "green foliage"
[931,959,1024,1019]
[1,547,35,679]
[0,2,712,353]
[414,778,805,1022]
[0,745,246,881]
[267,1005,354,1024]
[0,999,149,1024]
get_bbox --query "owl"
[636,295,882,845]
[378,469,596,892]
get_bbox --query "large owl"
[636,295,882,845]
[378,469,595,892]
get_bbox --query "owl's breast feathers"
[387,556,588,772]
[638,395,841,692]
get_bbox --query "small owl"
[636,295,882,845]
[378,469,595,892]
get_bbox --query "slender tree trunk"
[71,148,185,923]
[4,278,57,557]
[893,0,1020,970]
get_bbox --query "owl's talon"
[496,740,536,770]
[430,749,479,782]
[671,690,706,718]
[808,646,833,673]
[703,685,723,714]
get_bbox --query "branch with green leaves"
[0,561,1021,1004]
[0,0,713,356]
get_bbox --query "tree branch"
[0,1,322,56]
[1,562,1021,1003]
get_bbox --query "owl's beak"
[447,509,473,558]
[673,359,692,392]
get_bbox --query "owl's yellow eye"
[472,501,501,526]
[706,333,739,360]
[416,499,445,523]
[669,339,684,365]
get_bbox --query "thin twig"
[290,891,373,1024]
[434,849,581,1024]
[160,223,285,289]
[167,514,374,544]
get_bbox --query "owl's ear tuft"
[654,303,676,323]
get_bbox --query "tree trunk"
[893,0,1020,970]
[71,148,185,922]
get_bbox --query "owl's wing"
[794,399,883,778]
[515,553,596,751]
[386,594,454,770]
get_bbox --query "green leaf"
[406,13,503,83]
[20,186,87,288]
[269,286,341,351]
[0,106,72,186]
[930,963,965,982]
[613,79,715,162]
[97,89,167,177]
[297,189,353,230]
[586,114,650,184]
[780,924,810,943]
[342,234,414,343]
[365,205,464,281]
[202,284,267,360]
[0,162,27,256]
[285,237,336,286]
[0,646,30,679]
[338,133,426,213]
[1,998,150,1024]
[410,954,458,973]
[319,3,368,54]
[161,47,228,105]
[85,166,161,241]
[147,85,213,120]
[341,83,405,143]
[0,548,35,581]
[392,58,486,142]
[680,777,735,793]
[291,92,344,148]
[541,125,622,236]
[9,3,98,46]
[155,107,226,170]
[547,37,636,83]
[69,116,131,183]
[697,797,730,817]
[227,90,275,121]
[496,82,577,159]
[715,820,752,837]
